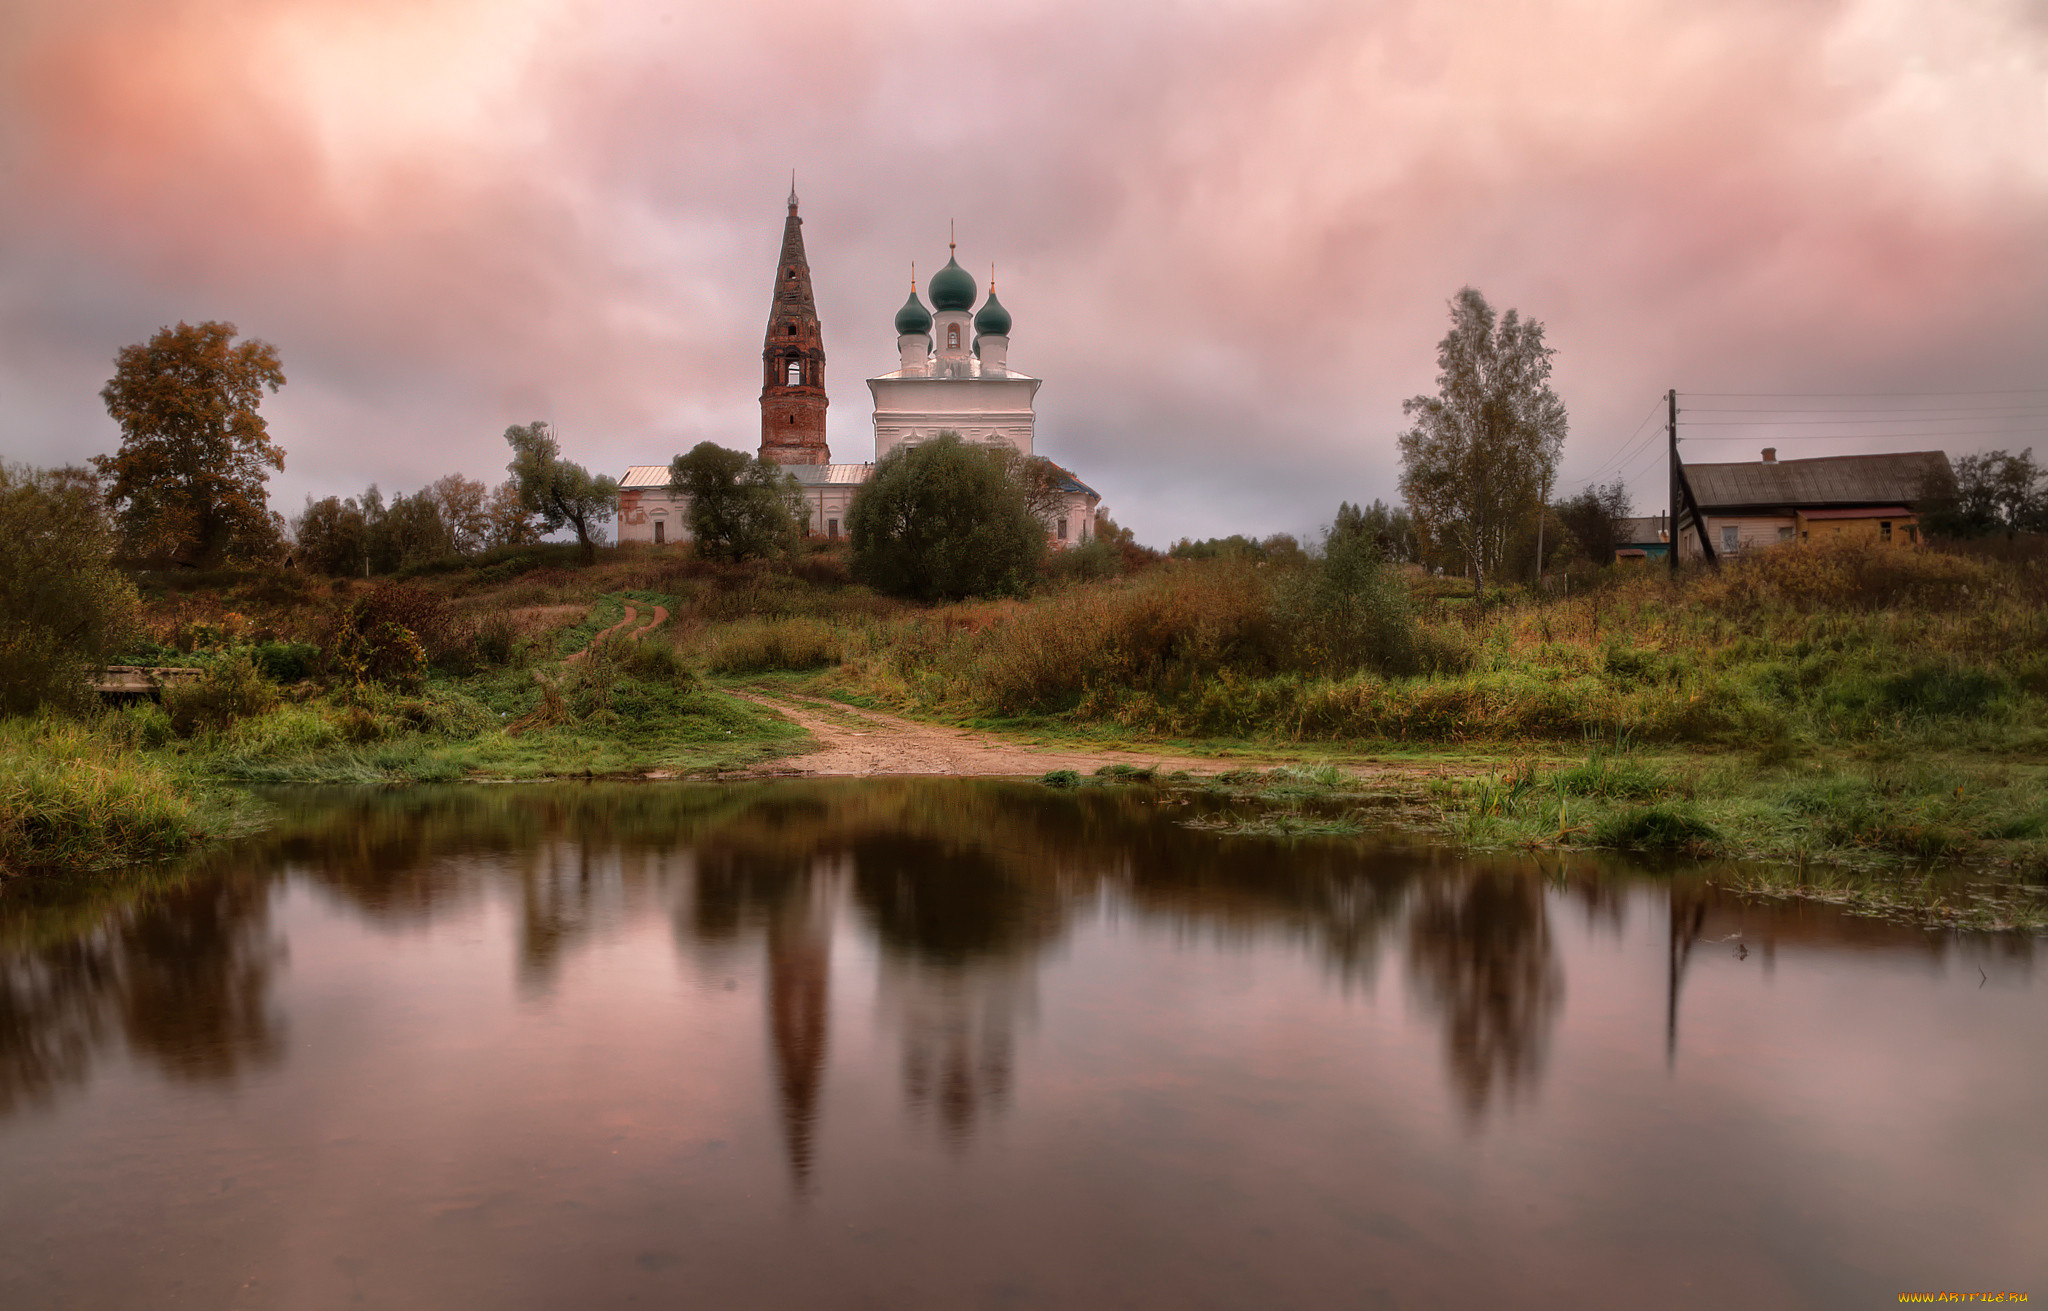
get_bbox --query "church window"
[947,325,960,349]
[787,325,796,335]
[827,518,838,540]
[1057,517,1068,541]
[654,520,665,545]
[787,360,802,385]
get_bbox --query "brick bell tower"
[760,181,830,465]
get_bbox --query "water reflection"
[1406,868,1563,1120]
[0,779,2034,1153]
[0,875,284,1114]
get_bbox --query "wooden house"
[1674,448,1951,562]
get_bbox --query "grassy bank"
[8,534,2041,915]
[0,716,234,873]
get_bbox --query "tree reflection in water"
[0,874,285,1113]
[1405,868,1563,1121]
[854,836,1065,1148]
[4,778,2014,1191]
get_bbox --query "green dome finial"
[894,267,932,336]
[974,267,1011,337]
[927,234,978,313]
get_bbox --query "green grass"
[0,715,239,872]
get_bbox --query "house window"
[653,520,664,545]
[1906,524,1919,543]
[787,360,802,385]
[1057,516,1068,541]
[827,518,838,540]
[1720,526,1739,554]
[1880,521,1893,542]
[1777,526,1795,543]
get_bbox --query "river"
[0,780,2040,1308]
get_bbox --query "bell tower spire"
[761,184,829,466]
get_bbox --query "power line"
[1680,413,2048,426]
[1681,404,2048,415]
[1573,395,1666,486]
[1678,430,2048,442]
[1680,388,2048,398]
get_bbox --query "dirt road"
[730,689,1303,779]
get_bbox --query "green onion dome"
[927,254,978,312]
[894,288,932,336]
[973,288,1011,337]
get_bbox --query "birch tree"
[1397,289,1567,595]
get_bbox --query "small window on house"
[1057,517,1068,541]
[1720,526,1739,554]
[787,360,802,385]
[1777,526,1795,543]
[1880,521,1893,542]
[827,518,838,540]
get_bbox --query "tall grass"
[831,537,2048,751]
[0,716,214,871]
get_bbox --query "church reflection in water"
[0,779,2029,1186]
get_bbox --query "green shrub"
[1879,665,2008,718]
[1593,805,1718,852]
[162,652,279,736]
[0,464,143,714]
[1040,769,1081,788]
[250,640,320,683]
[848,434,1048,601]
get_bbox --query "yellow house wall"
[1795,513,1919,546]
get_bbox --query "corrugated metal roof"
[1616,516,1669,543]
[1683,451,1950,511]
[783,463,873,485]
[618,465,671,488]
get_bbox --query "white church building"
[617,192,1099,548]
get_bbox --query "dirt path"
[564,603,670,665]
[729,689,1405,780]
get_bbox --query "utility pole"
[1666,388,1679,575]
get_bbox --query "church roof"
[973,288,1011,336]
[619,465,672,488]
[783,463,874,485]
[927,254,977,312]
[894,288,932,336]
[1044,464,1099,500]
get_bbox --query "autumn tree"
[668,442,805,561]
[504,421,617,563]
[1397,289,1567,596]
[484,478,542,549]
[427,474,491,556]
[93,320,287,565]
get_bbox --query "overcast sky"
[3,0,2045,547]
